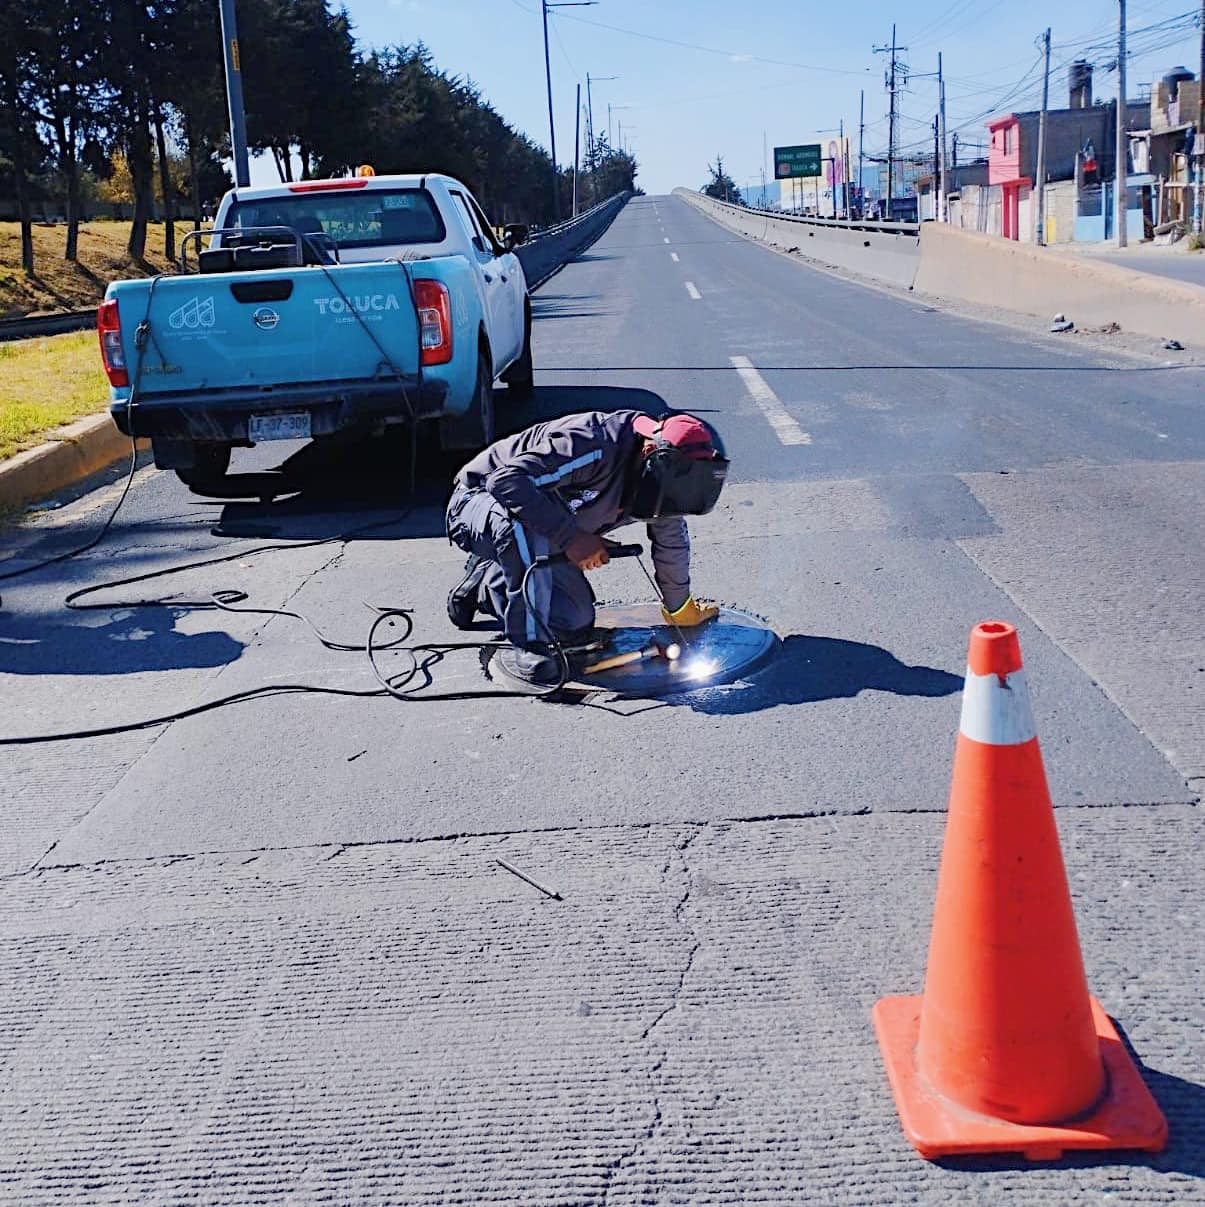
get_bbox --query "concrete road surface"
[1,195,1201,1204]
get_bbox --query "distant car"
[97,172,533,491]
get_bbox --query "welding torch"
[533,540,691,652]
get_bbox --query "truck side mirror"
[503,224,529,249]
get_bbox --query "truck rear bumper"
[110,378,448,442]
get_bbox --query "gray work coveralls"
[446,410,692,648]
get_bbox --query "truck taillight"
[97,299,129,387]
[414,280,453,366]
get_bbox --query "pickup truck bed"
[98,172,533,489]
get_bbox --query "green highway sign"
[773,144,822,180]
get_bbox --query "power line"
[553,9,874,76]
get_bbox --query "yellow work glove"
[661,596,719,627]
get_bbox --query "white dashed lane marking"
[663,236,670,243]
[670,252,680,262]
[729,356,812,446]
[685,281,701,300]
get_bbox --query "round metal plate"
[489,604,780,698]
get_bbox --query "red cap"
[633,413,716,460]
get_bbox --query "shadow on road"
[0,603,244,676]
[203,385,675,540]
[670,633,962,715]
[934,1059,1203,1181]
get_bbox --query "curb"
[0,413,144,511]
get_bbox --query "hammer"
[581,638,682,675]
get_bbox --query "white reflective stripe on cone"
[959,666,1037,746]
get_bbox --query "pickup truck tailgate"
[108,263,421,395]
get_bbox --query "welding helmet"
[628,413,729,519]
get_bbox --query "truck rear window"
[227,188,446,249]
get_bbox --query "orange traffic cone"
[873,620,1168,1161]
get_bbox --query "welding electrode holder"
[533,542,644,567]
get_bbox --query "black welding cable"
[0,437,140,593]
[0,273,167,599]
[0,682,391,746]
[0,522,578,744]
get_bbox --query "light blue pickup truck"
[98,172,533,490]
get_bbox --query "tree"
[703,156,743,205]
[158,0,230,229]
[26,0,106,260]
[0,5,43,273]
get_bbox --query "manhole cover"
[489,603,780,698]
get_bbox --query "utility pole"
[858,89,865,218]
[874,26,906,220]
[1196,0,1204,232]
[572,83,581,216]
[1034,28,1051,244]
[839,118,846,218]
[938,51,948,223]
[932,115,940,221]
[218,0,250,188]
[1115,0,1128,246]
[888,26,897,217]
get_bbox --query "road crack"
[600,825,701,1205]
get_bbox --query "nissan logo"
[253,307,280,330]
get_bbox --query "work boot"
[507,645,563,686]
[447,554,489,629]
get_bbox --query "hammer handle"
[581,647,648,674]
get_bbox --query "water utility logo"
[168,296,216,330]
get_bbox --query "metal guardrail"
[525,191,631,241]
[691,192,920,238]
[0,309,97,343]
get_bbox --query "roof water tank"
[1162,66,1195,101]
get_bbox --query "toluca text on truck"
[98,172,535,491]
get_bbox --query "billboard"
[774,144,822,179]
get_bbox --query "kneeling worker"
[446,410,729,683]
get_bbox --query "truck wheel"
[175,442,232,494]
[502,299,534,399]
[439,347,496,451]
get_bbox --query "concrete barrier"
[516,192,629,289]
[913,221,1205,345]
[676,188,921,289]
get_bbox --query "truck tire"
[502,298,534,399]
[174,442,232,493]
[440,346,496,451]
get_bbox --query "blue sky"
[255,0,1202,195]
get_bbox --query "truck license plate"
[248,412,311,443]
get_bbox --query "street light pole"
[572,83,581,216]
[586,73,617,165]
[218,0,250,188]
[541,1,597,222]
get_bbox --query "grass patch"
[0,330,110,460]
[0,220,200,318]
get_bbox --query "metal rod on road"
[218,0,251,189]
[1035,30,1051,244]
[1115,0,1128,246]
